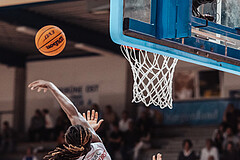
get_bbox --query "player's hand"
[28,80,52,93]
[83,110,104,131]
[152,153,162,160]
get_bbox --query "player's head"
[64,125,92,150]
[44,125,92,160]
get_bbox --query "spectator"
[55,109,71,138]
[236,122,240,138]
[178,139,197,160]
[221,141,239,160]
[212,123,225,140]
[43,109,54,141]
[213,131,224,154]
[29,109,45,142]
[133,111,152,160]
[0,121,14,153]
[22,147,38,160]
[119,110,132,133]
[104,105,118,131]
[136,110,153,133]
[108,123,122,160]
[200,139,219,160]
[222,127,239,149]
[153,110,163,126]
[121,120,137,160]
[222,103,238,132]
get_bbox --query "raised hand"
[152,153,162,160]
[28,80,51,93]
[83,110,104,131]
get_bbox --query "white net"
[121,45,178,109]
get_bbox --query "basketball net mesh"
[121,45,178,109]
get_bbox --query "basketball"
[35,25,66,56]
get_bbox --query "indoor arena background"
[1,0,240,160]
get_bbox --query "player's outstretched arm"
[28,80,102,142]
[152,153,162,160]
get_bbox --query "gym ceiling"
[0,0,119,67]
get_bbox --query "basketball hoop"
[121,45,178,109]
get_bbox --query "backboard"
[110,0,240,75]
[0,0,51,7]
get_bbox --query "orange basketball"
[35,25,66,56]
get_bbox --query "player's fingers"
[83,113,86,119]
[152,155,156,160]
[95,120,104,130]
[87,110,90,121]
[37,88,42,92]
[28,81,39,88]
[44,88,47,93]
[91,110,95,120]
[94,112,99,121]
[31,86,38,90]
[97,119,104,126]
[157,153,162,160]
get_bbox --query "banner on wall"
[158,100,230,125]
[59,84,99,110]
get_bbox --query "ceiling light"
[74,43,119,57]
[16,26,37,36]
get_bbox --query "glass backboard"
[110,0,240,75]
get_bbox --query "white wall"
[25,56,127,130]
[0,64,15,127]
[1,56,240,130]
[222,73,240,97]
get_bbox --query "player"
[28,80,110,160]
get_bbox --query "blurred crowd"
[2,103,240,160]
[24,104,157,160]
[0,121,15,153]
[28,108,70,142]
[93,104,155,160]
[179,103,240,160]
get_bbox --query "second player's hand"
[152,153,162,160]
[83,110,104,131]
[28,80,52,93]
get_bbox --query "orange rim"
[125,46,141,51]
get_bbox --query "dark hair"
[105,105,112,111]
[35,109,42,116]
[44,125,92,160]
[43,109,49,114]
[3,121,9,127]
[227,141,234,147]
[206,139,213,146]
[182,139,193,148]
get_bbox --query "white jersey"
[77,142,111,160]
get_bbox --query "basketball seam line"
[41,41,66,54]
[38,32,63,50]
[36,26,56,46]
